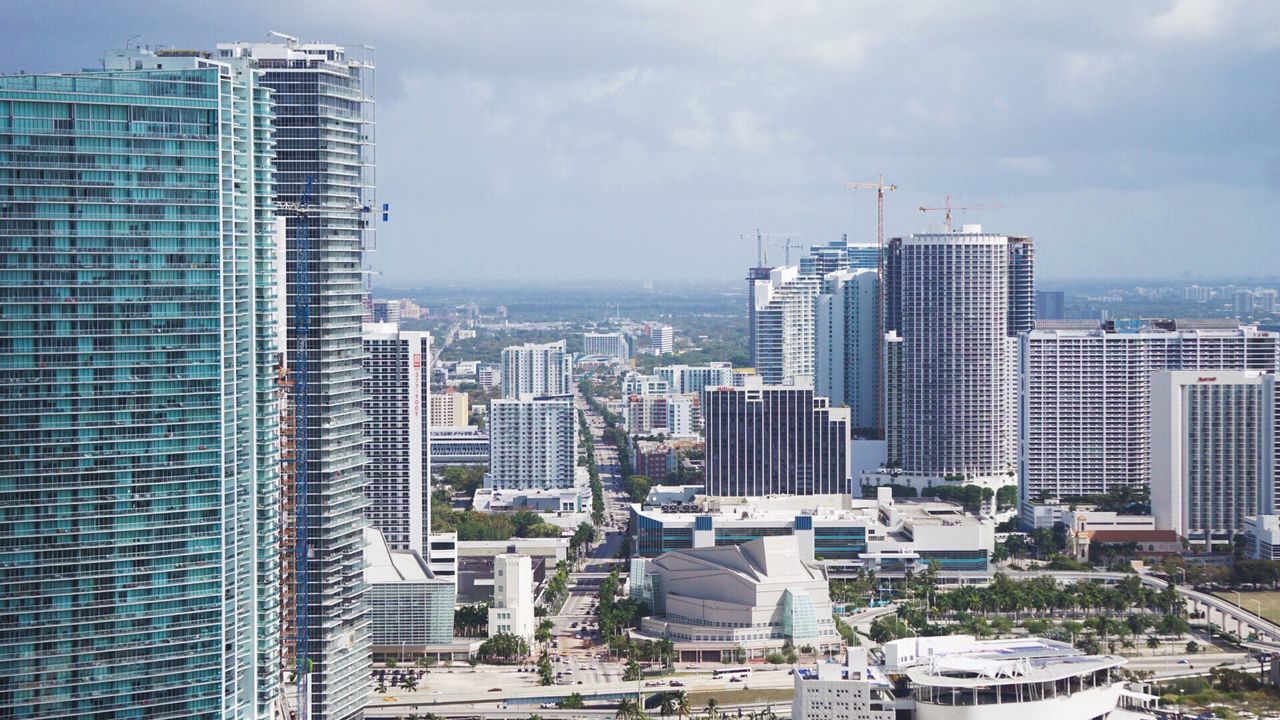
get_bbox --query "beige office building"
[430,388,470,428]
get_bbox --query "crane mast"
[844,174,897,436]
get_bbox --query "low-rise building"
[629,489,994,580]
[636,440,679,480]
[427,532,458,582]
[364,528,455,655]
[429,426,489,464]
[642,484,705,506]
[472,485,589,514]
[1062,510,1158,561]
[1244,515,1280,560]
[488,553,535,644]
[636,535,841,661]
[792,648,895,720]
[884,636,1127,720]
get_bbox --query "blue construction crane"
[293,176,314,719]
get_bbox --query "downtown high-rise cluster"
[739,221,1280,549]
[0,38,377,720]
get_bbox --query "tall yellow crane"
[918,195,1005,232]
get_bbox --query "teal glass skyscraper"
[0,49,281,719]
[216,38,375,720]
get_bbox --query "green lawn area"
[684,688,793,708]
[1214,590,1280,623]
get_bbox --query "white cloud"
[802,32,868,71]
[668,96,718,152]
[1147,0,1226,42]
[999,156,1052,176]
[727,110,774,154]
[1046,51,1121,114]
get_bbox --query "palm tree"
[1146,635,1160,656]
[675,690,692,720]
[615,698,644,720]
[705,696,720,720]
[659,692,678,718]
[401,675,418,692]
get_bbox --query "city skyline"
[5,5,1280,720]
[3,0,1278,283]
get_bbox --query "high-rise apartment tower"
[362,323,431,554]
[884,226,1034,482]
[500,340,572,399]
[0,50,281,719]
[218,38,376,720]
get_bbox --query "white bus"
[712,666,752,680]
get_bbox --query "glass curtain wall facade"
[703,385,850,496]
[216,39,376,720]
[0,57,280,719]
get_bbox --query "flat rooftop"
[633,495,982,527]
[895,637,1125,687]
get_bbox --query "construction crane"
[917,195,1005,232]
[843,174,896,436]
[843,174,897,252]
[743,229,804,267]
[781,237,801,265]
[279,178,315,720]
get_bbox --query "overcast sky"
[5,1,1278,282]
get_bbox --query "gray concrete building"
[884,226,1033,487]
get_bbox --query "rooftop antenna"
[126,34,141,50]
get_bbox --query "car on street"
[669,680,685,687]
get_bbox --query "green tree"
[674,690,692,720]
[704,697,720,720]
[559,692,585,710]
[401,674,418,692]
[477,632,529,663]
[535,617,554,644]
[996,484,1018,511]
[615,698,644,720]
[623,657,642,681]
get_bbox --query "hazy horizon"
[8,0,1278,282]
